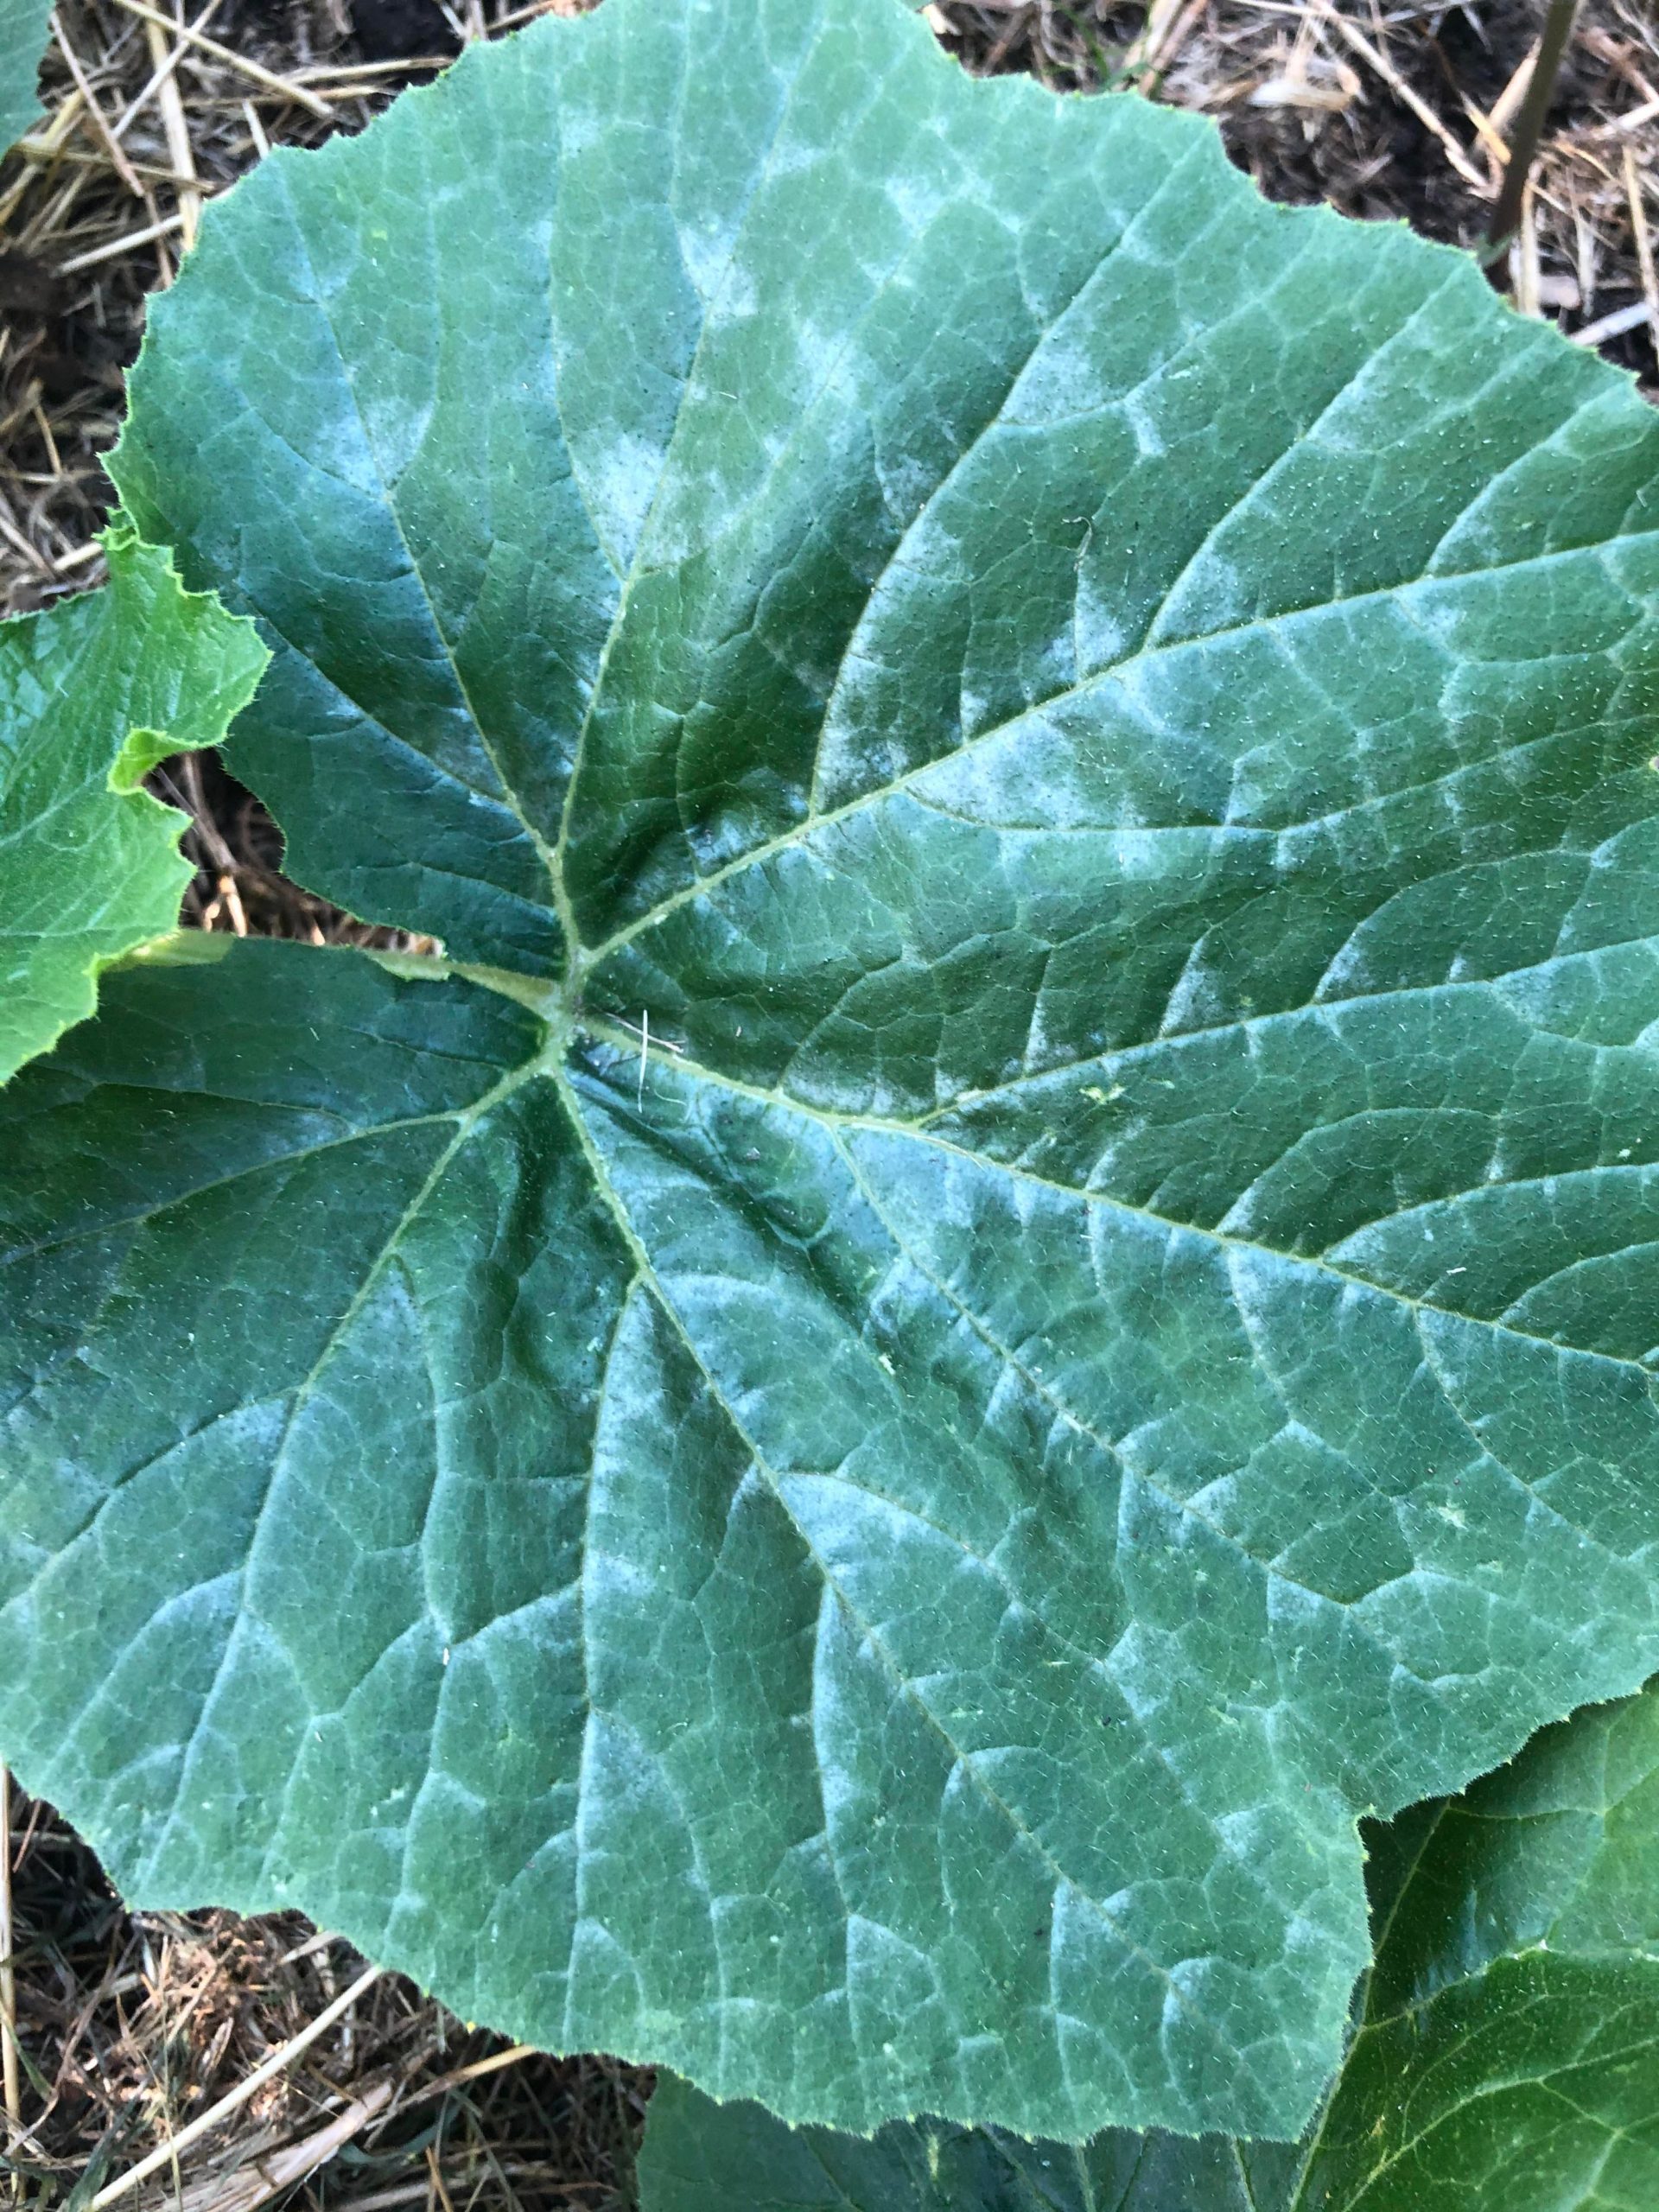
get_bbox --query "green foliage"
[0,526,267,1084]
[0,0,51,153]
[638,1681,1659,2211]
[637,2070,1274,2212]
[6,0,1659,2164]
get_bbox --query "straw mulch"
[3,1,1658,2207]
[1,1788,643,2212]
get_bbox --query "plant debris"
[2,1781,644,2209]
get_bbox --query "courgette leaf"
[0,527,267,1084]
[637,1681,1659,2211]
[1,0,51,154]
[7,0,1659,2149]
[636,2069,1275,2210]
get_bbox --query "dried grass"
[150,749,441,951]
[3,2,1658,2205]
[0,0,594,620]
[2,1781,644,2210]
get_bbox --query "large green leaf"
[10,0,1659,2148]
[637,1681,1659,2210]
[0,527,267,1084]
[635,2069,1282,2209]
[0,0,50,154]
[636,2067,1273,2209]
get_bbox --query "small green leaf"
[0,0,50,154]
[637,1681,1659,2212]
[10,0,1659,2153]
[0,527,268,1084]
[1296,1685,1659,2211]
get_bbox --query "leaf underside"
[0,526,267,1085]
[8,0,1659,2146]
[636,1681,1659,2212]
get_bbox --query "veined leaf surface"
[0,527,267,1084]
[637,1681,1659,2210]
[636,2070,1278,2211]
[8,0,1659,2146]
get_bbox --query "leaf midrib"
[115,1052,540,1885]
[182,4,1659,1010]
[550,1019,1646,1820]
[544,1052,1283,2138]
[268,0,1649,989]
[549,0,841,927]
[268,156,574,947]
[570,515,1659,973]
[548,126,1605,969]
[29,975,1634,1870]
[908,935,1659,1131]
[571,1014,1658,1385]
[56,976,1628,1557]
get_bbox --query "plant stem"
[1486,0,1580,264]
